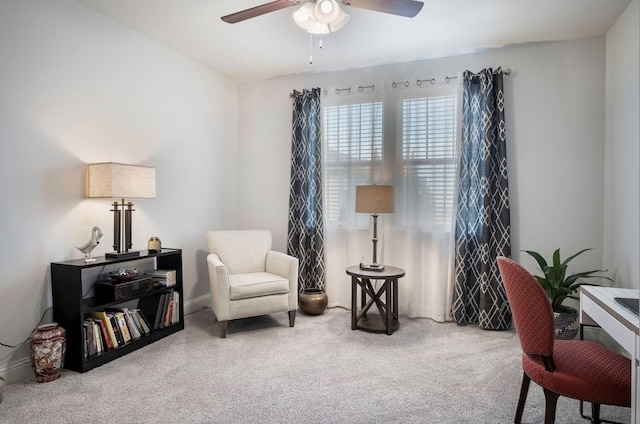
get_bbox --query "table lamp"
[86,162,156,259]
[355,185,394,271]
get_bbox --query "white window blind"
[323,100,383,228]
[396,94,458,231]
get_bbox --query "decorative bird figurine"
[76,226,104,262]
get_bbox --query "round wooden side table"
[346,265,405,335]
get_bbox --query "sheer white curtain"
[323,81,462,321]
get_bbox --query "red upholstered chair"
[496,256,631,424]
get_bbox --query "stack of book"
[83,308,152,359]
[145,269,176,287]
[138,289,180,330]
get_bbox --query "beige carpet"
[0,308,631,423]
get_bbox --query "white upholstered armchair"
[205,230,299,338]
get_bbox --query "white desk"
[580,286,639,424]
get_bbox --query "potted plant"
[522,248,612,339]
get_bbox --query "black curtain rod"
[445,68,511,83]
[308,67,513,97]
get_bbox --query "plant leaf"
[568,270,612,279]
[523,250,548,270]
[552,249,561,268]
[561,248,593,267]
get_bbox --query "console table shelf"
[51,249,184,373]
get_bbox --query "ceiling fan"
[221,0,425,25]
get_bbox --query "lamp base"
[105,251,140,260]
[359,262,385,272]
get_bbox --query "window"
[322,86,458,232]
[395,92,458,231]
[323,99,383,229]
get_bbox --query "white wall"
[604,0,640,290]
[0,0,238,381]
[239,37,610,276]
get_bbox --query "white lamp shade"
[355,185,395,214]
[329,8,350,32]
[310,22,331,35]
[86,162,156,199]
[314,0,340,23]
[293,3,314,28]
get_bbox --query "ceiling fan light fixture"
[294,0,349,34]
[293,3,315,27]
[310,22,331,35]
[328,8,350,32]
[293,3,313,24]
[314,0,340,23]
[319,0,334,14]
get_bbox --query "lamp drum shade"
[355,185,394,214]
[86,163,156,199]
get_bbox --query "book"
[87,311,118,349]
[127,308,143,339]
[145,269,176,287]
[83,319,97,358]
[107,313,124,347]
[94,320,103,355]
[172,292,179,325]
[111,310,131,345]
[114,312,131,343]
[91,317,113,351]
[132,309,152,335]
[82,323,87,359]
[91,320,100,356]
[164,292,174,328]
[127,308,146,336]
[156,293,167,329]
[152,278,169,287]
[82,320,89,358]
[160,291,173,329]
[122,309,141,340]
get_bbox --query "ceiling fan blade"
[343,0,424,18]
[221,0,298,24]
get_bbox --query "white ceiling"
[77,0,631,83]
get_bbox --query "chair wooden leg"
[591,403,601,424]
[543,388,559,424]
[219,321,228,338]
[515,372,531,424]
[288,310,296,327]
[580,400,623,424]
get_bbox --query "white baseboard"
[0,356,31,385]
[0,294,213,385]
[183,293,211,315]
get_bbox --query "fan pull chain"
[308,34,324,65]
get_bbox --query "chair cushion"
[522,339,631,407]
[229,272,290,300]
